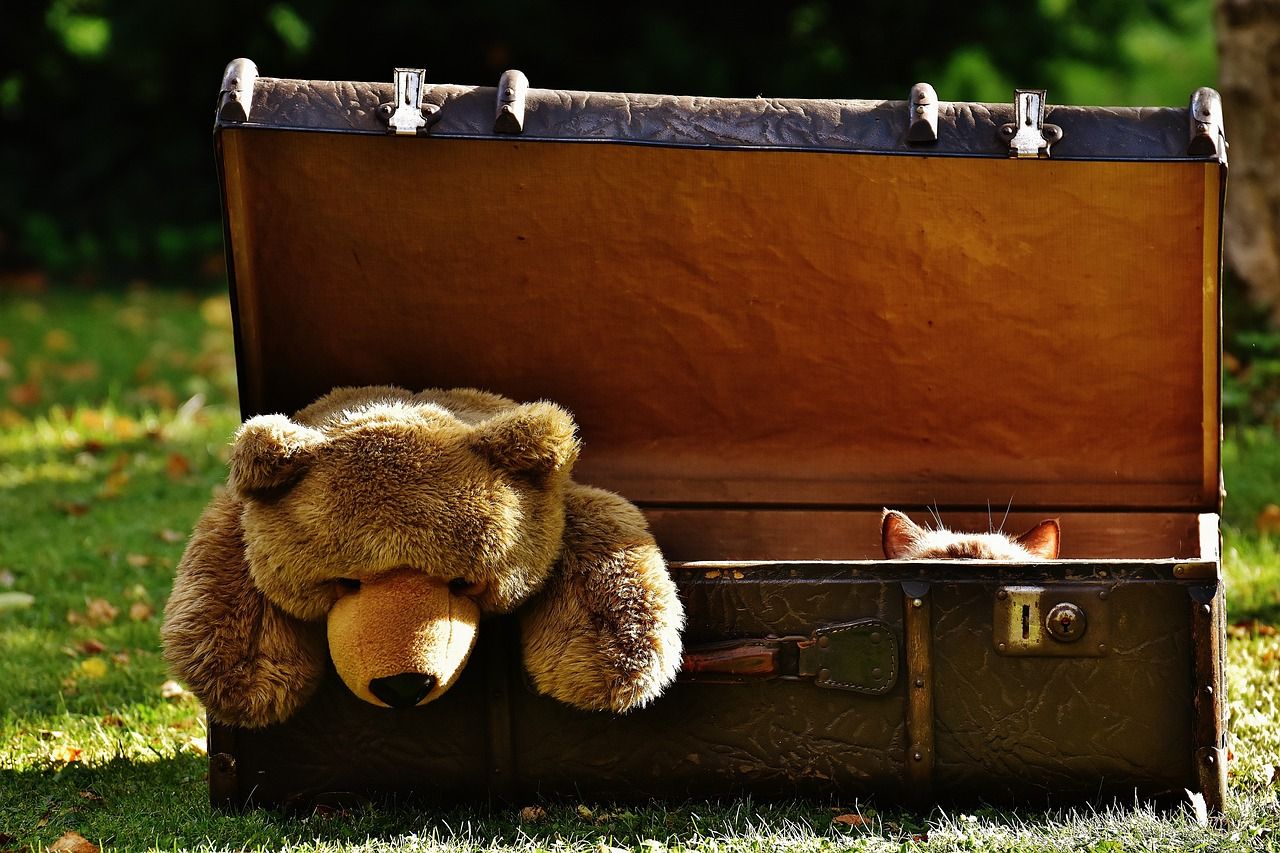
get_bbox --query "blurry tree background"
[0,0,1235,285]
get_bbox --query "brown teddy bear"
[161,386,684,728]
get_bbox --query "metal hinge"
[998,89,1063,158]
[678,619,898,695]
[379,68,440,136]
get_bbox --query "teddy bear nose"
[368,673,436,708]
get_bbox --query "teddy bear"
[160,386,684,728]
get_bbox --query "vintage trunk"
[208,60,1228,810]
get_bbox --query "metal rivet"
[1175,566,1185,576]
[913,752,923,761]
[872,667,883,678]
[915,678,925,688]
[1098,590,1108,600]
[818,636,830,648]
[870,632,882,644]
[912,598,923,608]
[1097,643,1108,654]
[997,589,1008,600]
[818,668,830,681]
[1203,685,1214,696]
[1098,570,1108,578]
[1202,604,1212,615]
[997,642,1007,652]
[1205,753,1216,766]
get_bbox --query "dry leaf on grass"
[101,714,126,727]
[125,553,150,568]
[158,528,185,544]
[84,598,118,625]
[49,830,98,853]
[186,737,208,755]
[54,501,91,517]
[49,745,83,764]
[78,790,104,803]
[128,601,154,622]
[166,452,193,480]
[576,804,594,819]
[518,805,547,823]
[78,639,106,655]
[832,813,868,827]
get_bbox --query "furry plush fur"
[881,509,1060,560]
[161,386,684,728]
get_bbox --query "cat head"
[881,509,1060,560]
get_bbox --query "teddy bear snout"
[368,672,437,708]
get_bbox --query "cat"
[881,508,1060,560]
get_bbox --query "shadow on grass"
[0,753,874,851]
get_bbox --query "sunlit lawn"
[1,288,1279,851]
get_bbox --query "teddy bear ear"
[228,414,327,498]
[471,402,580,479]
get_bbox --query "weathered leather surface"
[214,562,1211,807]
[237,77,1197,160]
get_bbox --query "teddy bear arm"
[520,485,684,713]
[161,493,326,728]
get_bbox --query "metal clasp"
[999,89,1063,158]
[994,585,1110,657]
[381,68,439,135]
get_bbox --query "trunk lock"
[994,585,1110,657]
[1045,602,1086,642]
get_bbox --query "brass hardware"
[998,89,1063,158]
[906,83,938,144]
[494,69,529,134]
[993,585,1110,657]
[1174,562,1217,580]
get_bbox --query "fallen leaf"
[833,813,867,827]
[514,799,545,819]
[78,658,108,679]
[43,328,74,352]
[703,570,721,579]
[99,469,130,498]
[186,736,208,755]
[1258,505,1280,535]
[166,452,193,480]
[576,804,594,819]
[128,601,154,622]
[78,790,104,803]
[110,418,138,441]
[8,382,42,406]
[161,679,192,700]
[0,830,17,845]
[54,500,91,517]
[125,553,150,568]
[84,598,118,625]
[58,361,99,381]
[101,714,125,727]
[1231,618,1278,637]
[81,438,106,454]
[0,592,34,613]
[49,830,98,853]
[36,808,53,827]
[158,529,185,544]
[111,651,130,665]
[1185,789,1209,827]
[78,639,106,655]
[49,745,84,764]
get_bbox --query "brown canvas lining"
[221,128,1220,511]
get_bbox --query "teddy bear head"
[227,386,579,709]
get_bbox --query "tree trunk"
[1217,0,1280,320]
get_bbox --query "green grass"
[2,289,1280,851]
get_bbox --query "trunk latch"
[679,619,898,695]
[999,89,1063,158]
[994,585,1110,657]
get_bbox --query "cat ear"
[1015,519,1061,559]
[882,509,925,559]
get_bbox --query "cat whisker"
[998,495,1014,533]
